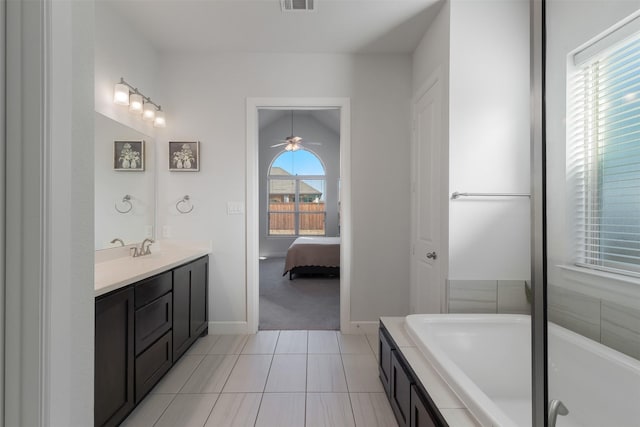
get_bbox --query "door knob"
[426,251,437,260]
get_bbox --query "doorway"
[258,109,341,330]
[246,98,351,333]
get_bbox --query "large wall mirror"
[95,112,156,249]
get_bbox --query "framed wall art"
[169,141,200,171]
[114,140,145,171]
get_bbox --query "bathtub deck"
[380,317,481,427]
[492,398,530,427]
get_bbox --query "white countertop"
[95,241,211,297]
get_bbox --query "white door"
[411,77,443,314]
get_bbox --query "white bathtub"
[405,314,640,427]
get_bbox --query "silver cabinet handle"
[426,252,437,260]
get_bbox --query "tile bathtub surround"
[448,280,497,313]
[548,285,601,342]
[448,279,531,314]
[123,329,399,427]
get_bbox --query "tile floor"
[121,330,398,427]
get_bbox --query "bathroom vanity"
[94,246,210,427]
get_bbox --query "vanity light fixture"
[153,109,166,128]
[142,102,155,121]
[113,82,130,105]
[129,92,143,114]
[113,77,167,127]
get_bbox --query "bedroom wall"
[258,111,341,258]
[156,52,413,326]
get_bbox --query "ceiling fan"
[270,110,321,151]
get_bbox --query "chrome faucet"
[110,238,125,247]
[548,399,569,427]
[131,238,154,258]
[140,238,155,255]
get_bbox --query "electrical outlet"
[145,225,153,238]
[162,225,172,238]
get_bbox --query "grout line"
[217,353,241,394]
[150,393,179,427]
[200,393,222,427]
[176,355,207,394]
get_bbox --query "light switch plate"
[227,201,245,215]
[162,225,172,238]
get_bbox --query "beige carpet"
[259,257,339,330]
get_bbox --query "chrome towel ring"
[115,195,133,214]
[176,195,194,214]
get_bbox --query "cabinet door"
[379,328,393,397]
[190,257,208,337]
[410,385,437,427]
[173,265,191,360]
[95,287,134,427]
[390,350,412,427]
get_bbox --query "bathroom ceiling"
[103,0,442,53]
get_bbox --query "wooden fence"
[269,202,326,234]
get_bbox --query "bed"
[283,237,341,280]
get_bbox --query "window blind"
[568,33,640,277]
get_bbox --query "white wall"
[95,113,156,249]
[447,0,531,280]
[546,0,640,304]
[412,0,449,92]
[94,0,160,137]
[156,52,413,324]
[5,0,95,425]
[258,111,341,258]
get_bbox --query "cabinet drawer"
[135,330,172,403]
[134,271,172,309]
[391,350,413,427]
[135,293,172,355]
[379,328,393,397]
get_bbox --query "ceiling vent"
[281,0,315,12]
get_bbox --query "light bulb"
[129,93,143,114]
[153,110,166,128]
[113,83,130,105]
[142,102,155,121]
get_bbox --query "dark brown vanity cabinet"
[379,324,447,427]
[410,385,437,427]
[95,287,134,427]
[391,349,413,427]
[95,256,209,427]
[379,328,393,396]
[173,256,208,360]
[134,272,173,403]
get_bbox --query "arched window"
[268,150,326,236]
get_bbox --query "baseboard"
[208,320,379,335]
[342,321,379,335]
[207,321,250,335]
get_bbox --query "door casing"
[246,98,352,333]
